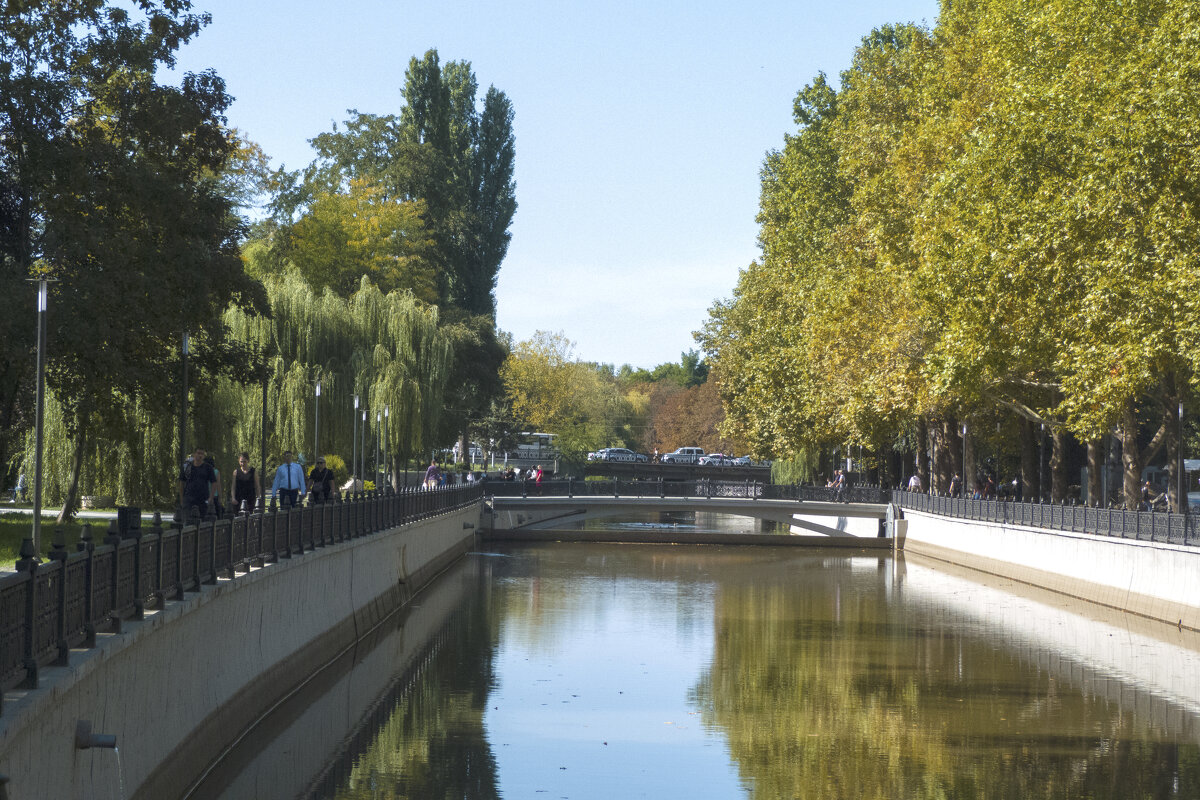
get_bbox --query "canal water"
[205,536,1200,799]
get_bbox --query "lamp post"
[260,352,268,496]
[178,330,189,466]
[961,422,968,496]
[360,409,367,487]
[313,379,321,463]
[1178,401,1185,513]
[352,394,359,481]
[1039,423,1046,503]
[31,279,48,555]
[375,411,382,489]
[384,405,390,491]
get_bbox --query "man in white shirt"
[907,472,923,493]
[271,450,306,508]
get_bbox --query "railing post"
[15,537,39,690]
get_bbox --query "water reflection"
[580,509,789,534]
[301,545,1200,799]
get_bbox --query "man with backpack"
[178,447,219,519]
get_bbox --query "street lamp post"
[375,411,382,489]
[384,405,390,491]
[260,354,268,500]
[31,279,48,555]
[1178,401,1185,513]
[313,379,321,463]
[1039,423,1046,503]
[360,409,367,487]
[961,422,968,496]
[178,330,189,467]
[352,394,359,481]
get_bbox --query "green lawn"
[0,516,105,569]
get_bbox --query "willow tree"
[201,273,451,488]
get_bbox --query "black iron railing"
[0,484,483,712]
[482,478,891,504]
[893,489,1197,547]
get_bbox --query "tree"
[283,179,436,300]
[1,2,268,519]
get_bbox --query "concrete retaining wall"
[0,504,480,800]
[900,508,1200,630]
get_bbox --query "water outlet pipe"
[75,720,117,750]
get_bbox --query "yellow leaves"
[286,179,437,303]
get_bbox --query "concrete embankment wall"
[0,504,480,800]
[900,509,1200,631]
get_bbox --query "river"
[202,534,1200,799]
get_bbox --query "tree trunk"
[1050,427,1067,502]
[57,420,88,525]
[947,418,962,483]
[916,417,929,493]
[1117,401,1141,509]
[932,420,952,495]
[963,426,976,494]
[1020,419,1037,502]
[1087,440,1103,507]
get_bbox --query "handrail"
[0,484,484,713]
[482,478,890,504]
[893,489,1197,547]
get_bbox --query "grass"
[0,515,107,569]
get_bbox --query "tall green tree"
[1,1,267,518]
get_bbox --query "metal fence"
[482,478,891,504]
[894,489,1198,547]
[483,478,766,499]
[0,484,483,712]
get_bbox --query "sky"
[172,0,942,369]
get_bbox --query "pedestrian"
[907,472,922,493]
[833,469,847,502]
[178,447,219,519]
[271,450,306,508]
[205,453,225,517]
[309,457,336,504]
[230,451,261,514]
[13,471,25,503]
[948,473,961,498]
[424,459,440,490]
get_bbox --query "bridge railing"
[894,489,1198,546]
[483,478,766,499]
[0,483,484,713]
[760,483,891,504]
[482,478,891,504]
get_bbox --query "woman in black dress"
[231,451,262,514]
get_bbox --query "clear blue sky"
[173,0,941,369]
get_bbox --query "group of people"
[906,471,1002,499]
[825,469,848,502]
[499,465,544,483]
[177,448,338,519]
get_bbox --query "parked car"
[730,455,753,466]
[698,453,730,466]
[661,447,705,464]
[591,447,647,463]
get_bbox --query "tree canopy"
[700,0,1200,504]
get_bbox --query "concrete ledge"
[902,509,1200,630]
[0,504,479,800]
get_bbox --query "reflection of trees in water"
[693,557,1200,799]
[314,570,501,800]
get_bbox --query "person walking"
[271,450,306,508]
[907,472,922,493]
[230,451,262,514]
[423,460,440,490]
[178,447,219,519]
[309,457,336,504]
